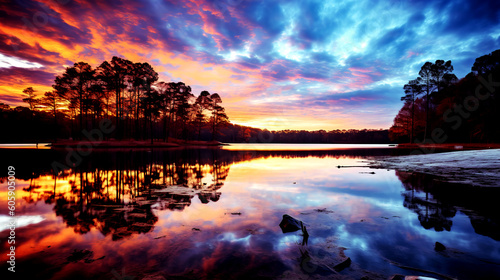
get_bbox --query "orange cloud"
[0,0,398,130]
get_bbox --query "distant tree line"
[390,49,500,143]
[210,124,390,144]
[0,101,391,143]
[1,56,229,143]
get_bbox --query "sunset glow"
[1,0,499,130]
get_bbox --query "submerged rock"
[333,257,351,272]
[66,249,93,263]
[279,214,303,233]
[434,242,446,251]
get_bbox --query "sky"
[0,0,499,131]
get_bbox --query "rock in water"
[334,257,351,272]
[279,214,302,233]
[434,242,446,251]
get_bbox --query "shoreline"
[2,142,500,150]
[370,148,500,187]
[48,139,227,148]
[395,143,500,150]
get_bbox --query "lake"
[0,144,499,279]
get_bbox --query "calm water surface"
[0,145,499,279]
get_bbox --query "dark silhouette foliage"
[2,56,393,144]
[3,57,231,142]
[390,49,500,143]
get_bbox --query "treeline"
[0,103,390,143]
[2,56,229,143]
[390,49,500,143]
[212,124,390,143]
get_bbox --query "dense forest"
[0,56,391,144]
[1,56,229,143]
[390,49,500,143]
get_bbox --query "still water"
[0,145,499,279]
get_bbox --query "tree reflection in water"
[396,170,500,240]
[6,147,500,242]
[22,149,231,240]
[6,147,399,241]
[398,171,456,231]
[1,147,500,279]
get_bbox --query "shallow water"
[0,146,499,279]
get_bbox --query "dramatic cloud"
[0,0,499,130]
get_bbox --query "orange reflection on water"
[3,148,498,280]
[0,144,51,149]
[223,143,393,151]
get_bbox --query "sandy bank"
[396,143,500,150]
[371,149,500,187]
